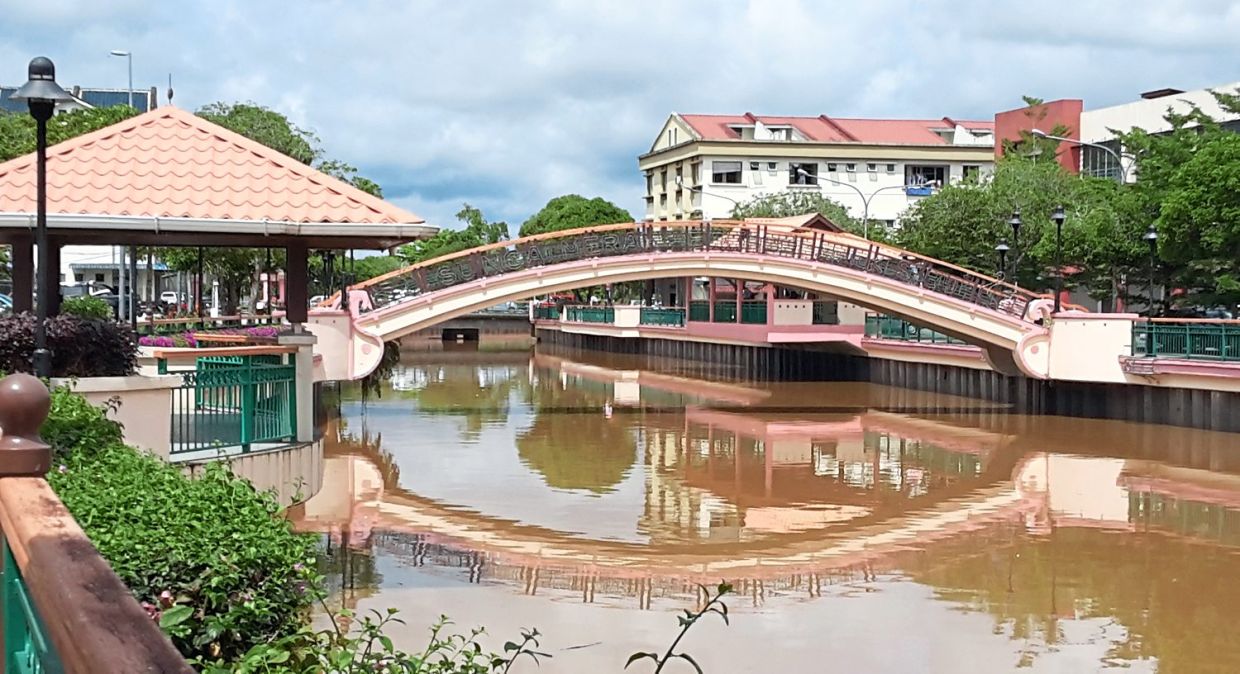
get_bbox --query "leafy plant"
[41,385,123,457]
[0,313,137,376]
[48,443,318,662]
[627,583,733,673]
[60,295,115,320]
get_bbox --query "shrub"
[0,313,137,376]
[48,443,318,662]
[42,385,123,457]
[61,295,114,320]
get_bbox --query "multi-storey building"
[638,113,995,226]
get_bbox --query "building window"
[691,162,700,184]
[1082,143,1122,180]
[866,163,877,173]
[827,162,838,172]
[660,169,667,190]
[905,165,946,187]
[789,162,818,185]
[962,165,981,181]
[845,163,856,173]
[749,161,760,171]
[886,164,896,173]
[675,166,683,187]
[659,194,667,207]
[95,273,105,282]
[667,128,678,145]
[711,161,742,184]
[645,172,652,196]
[767,161,777,170]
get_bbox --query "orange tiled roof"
[0,106,424,225]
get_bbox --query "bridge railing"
[336,221,1044,322]
[1132,319,1240,360]
[864,313,966,345]
[0,374,193,673]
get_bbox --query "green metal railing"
[1132,321,1240,360]
[713,301,737,323]
[864,314,964,345]
[564,306,615,323]
[532,305,560,320]
[639,307,686,327]
[688,300,710,322]
[3,534,61,673]
[812,300,838,325]
[740,301,767,324]
[170,354,297,455]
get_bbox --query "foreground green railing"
[688,300,710,322]
[639,307,686,327]
[1132,321,1240,360]
[564,306,615,323]
[713,301,737,323]
[3,533,61,673]
[740,301,767,324]
[864,314,964,345]
[532,305,560,320]
[170,354,297,455]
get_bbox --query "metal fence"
[688,300,710,322]
[864,314,964,345]
[347,222,1038,322]
[169,354,296,455]
[564,306,614,324]
[1132,321,1240,360]
[639,307,686,327]
[532,305,560,320]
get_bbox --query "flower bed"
[139,325,282,348]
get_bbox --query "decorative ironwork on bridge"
[345,222,1041,321]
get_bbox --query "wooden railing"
[0,373,192,672]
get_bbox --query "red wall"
[994,99,1084,173]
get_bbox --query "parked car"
[159,291,180,306]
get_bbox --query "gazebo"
[0,106,435,326]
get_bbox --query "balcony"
[864,314,963,345]
[904,185,934,197]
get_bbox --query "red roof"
[679,113,993,145]
[0,106,425,225]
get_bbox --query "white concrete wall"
[183,440,324,506]
[771,300,812,325]
[613,305,641,328]
[1047,313,1135,384]
[1081,82,1240,141]
[51,375,181,459]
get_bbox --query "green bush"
[48,443,317,663]
[60,295,114,320]
[42,385,124,457]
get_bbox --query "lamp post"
[9,57,74,378]
[995,241,1010,280]
[1144,224,1159,316]
[1031,129,1132,183]
[109,50,133,109]
[1051,205,1066,313]
[797,168,933,240]
[1007,210,1023,285]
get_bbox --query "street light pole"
[1008,210,1023,286]
[1051,205,1066,313]
[109,50,133,109]
[797,168,932,240]
[1031,129,1132,183]
[10,57,74,378]
[1144,224,1159,316]
[995,241,1010,280]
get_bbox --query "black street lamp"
[1051,206,1066,313]
[1143,224,1159,316]
[1007,210,1022,284]
[10,57,73,379]
[995,241,1010,280]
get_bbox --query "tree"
[518,194,632,238]
[196,102,319,165]
[398,204,509,265]
[0,106,140,162]
[351,254,404,282]
[730,191,867,236]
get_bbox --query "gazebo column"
[278,242,316,443]
[11,236,33,313]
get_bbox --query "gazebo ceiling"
[0,106,436,248]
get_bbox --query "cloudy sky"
[2,0,1238,230]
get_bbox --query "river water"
[291,341,1240,673]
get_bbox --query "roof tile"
[680,113,994,145]
[0,107,424,225]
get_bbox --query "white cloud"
[4,0,1240,230]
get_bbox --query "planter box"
[50,374,181,459]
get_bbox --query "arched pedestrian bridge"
[309,221,1056,380]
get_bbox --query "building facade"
[995,81,1240,182]
[638,113,995,226]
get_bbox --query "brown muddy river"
[291,341,1240,673]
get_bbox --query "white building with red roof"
[638,112,994,225]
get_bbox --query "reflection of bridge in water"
[296,354,1240,611]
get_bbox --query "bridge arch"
[311,221,1053,379]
